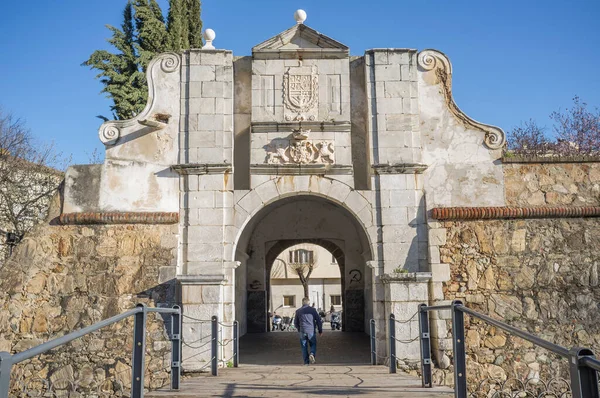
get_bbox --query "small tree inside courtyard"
[288,245,320,299]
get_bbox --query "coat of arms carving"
[283,65,319,114]
[265,128,335,165]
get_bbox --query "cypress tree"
[83,2,147,120]
[167,0,189,52]
[85,0,203,120]
[149,0,165,23]
[133,0,167,69]
[186,0,203,48]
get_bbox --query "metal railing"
[370,319,377,365]
[401,300,600,398]
[0,303,181,398]
[388,311,421,374]
[180,314,239,376]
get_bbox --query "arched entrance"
[232,185,375,339]
[265,239,348,332]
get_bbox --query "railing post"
[0,352,13,398]
[170,305,181,391]
[569,347,599,398]
[418,304,432,388]
[131,304,147,398]
[211,316,218,376]
[451,300,467,398]
[370,319,376,365]
[233,320,239,368]
[389,314,396,374]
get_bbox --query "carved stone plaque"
[283,65,318,114]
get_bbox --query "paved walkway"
[146,364,453,397]
[239,330,372,365]
[148,331,453,397]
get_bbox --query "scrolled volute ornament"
[484,129,506,150]
[417,50,452,74]
[160,53,181,73]
[99,124,120,146]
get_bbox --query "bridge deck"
[148,330,452,397]
[146,364,453,397]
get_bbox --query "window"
[289,249,314,264]
[330,295,341,306]
[331,254,337,264]
[283,295,296,307]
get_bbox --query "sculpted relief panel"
[265,128,335,165]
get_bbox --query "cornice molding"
[171,163,232,175]
[251,121,351,134]
[372,163,428,174]
[250,164,353,175]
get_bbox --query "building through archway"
[268,242,343,331]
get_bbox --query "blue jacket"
[294,305,323,335]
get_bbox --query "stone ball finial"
[294,9,307,24]
[202,29,216,50]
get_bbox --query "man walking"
[294,297,323,365]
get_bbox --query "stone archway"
[231,180,375,337]
[228,176,377,263]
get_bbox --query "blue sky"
[0,1,599,165]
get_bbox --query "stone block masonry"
[180,50,234,165]
[365,49,420,165]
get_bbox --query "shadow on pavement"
[240,330,371,365]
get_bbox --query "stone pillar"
[365,49,427,275]
[368,261,387,364]
[176,49,235,371]
[179,275,225,371]
[382,272,431,366]
[427,220,453,368]
[365,49,421,166]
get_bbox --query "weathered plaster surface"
[64,53,182,213]
[418,50,505,208]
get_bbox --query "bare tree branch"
[506,97,600,157]
[0,107,66,259]
[289,245,320,299]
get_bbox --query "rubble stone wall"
[0,220,178,397]
[504,160,600,206]
[427,160,600,388]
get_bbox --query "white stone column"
[177,49,235,371]
[365,49,427,276]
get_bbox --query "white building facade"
[270,244,342,319]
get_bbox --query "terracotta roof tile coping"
[58,212,179,225]
[431,206,600,220]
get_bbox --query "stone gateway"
[61,10,507,370]
[1,9,597,395]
